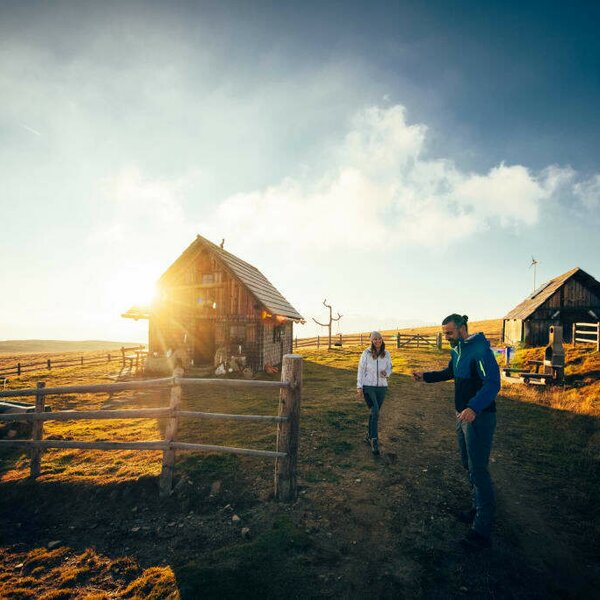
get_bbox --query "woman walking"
[357,331,393,455]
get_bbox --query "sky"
[1,0,599,342]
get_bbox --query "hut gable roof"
[504,267,600,320]
[160,235,304,322]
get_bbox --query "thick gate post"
[159,366,184,497]
[274,354,303,501]
[30,382,46,478]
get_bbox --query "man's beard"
[449,339,459,348]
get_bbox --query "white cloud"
[204,104,588,253]
[573,174,600,209]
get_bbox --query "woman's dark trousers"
[362,385,387,440]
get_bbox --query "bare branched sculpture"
[312,299,342,350]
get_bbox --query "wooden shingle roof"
[504,267,599,320]
[160,235,304,322]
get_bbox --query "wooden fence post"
[572,323,577,347]
[317,335,320,349]
[436,332,442,350]
[17,362,21,376]
[159,367,184,497]
[396,333,400,348]
[597,322,600,352]
[121,347,126,367]
[30,382,46,478]
[275,354,303,502]
[81,356,84,366]
[47,359,51,370]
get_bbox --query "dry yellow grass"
[502,345,600,418]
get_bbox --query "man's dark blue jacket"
[423,332,501,413]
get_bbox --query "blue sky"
[1,0,599,341]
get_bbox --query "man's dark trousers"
[456,411,496,537]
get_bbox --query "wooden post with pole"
[274,354,303,502]
[30,382,46,478]
[159,366,184,497]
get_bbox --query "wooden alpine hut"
[123,235,304,373]
[502,267,600,347]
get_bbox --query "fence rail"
[0,355,303,501]
[572,322,600,352]
[0,346,147,378]
[294,332,445,350]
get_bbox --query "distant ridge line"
[0,340,143,354]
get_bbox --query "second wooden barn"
[125,235,304,373]
[503,267,600,347]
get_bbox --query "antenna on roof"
[529,256,540,292]
[220,239,225,249]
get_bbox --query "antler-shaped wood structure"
[312,299,342,350]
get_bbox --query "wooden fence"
[294,332,443,350]
[0,354,303,501]
[0,346,147,379]
[572,322,600,352]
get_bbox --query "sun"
[108,270,159,312]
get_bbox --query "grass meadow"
[0,323,599,598]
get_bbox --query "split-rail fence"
[294,332,443,350]
[572,322,600,352]
[0,354,303,501]
[0,345,147,379]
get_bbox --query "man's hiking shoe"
[457,508,477,524]
[460,528,492,551]
[370,438,380,456]
[363,433,371,445]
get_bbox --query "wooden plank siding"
[146,237,302,371]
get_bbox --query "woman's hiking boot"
[370,438,380,456]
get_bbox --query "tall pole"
[312,299,342,350]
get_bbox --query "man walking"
[413,314,500,550]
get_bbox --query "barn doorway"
[192,320,215,365]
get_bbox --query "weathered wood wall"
[148,248,293,369]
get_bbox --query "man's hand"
[457,407,476,423]
[356,388,363,399]
[412,371,424,382]
[380,370,388,377]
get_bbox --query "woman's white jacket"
[357,348,393,388]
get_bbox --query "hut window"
[202,273,215,284]
[273,325,284,342]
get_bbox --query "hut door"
[193,320,215,365]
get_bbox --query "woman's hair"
[442,314,469,331]
[369,331,386,357]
